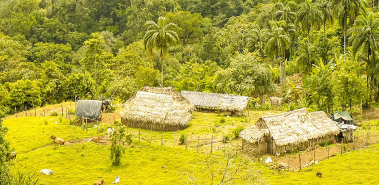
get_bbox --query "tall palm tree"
[297,38,319,74]
[349,12,379,104]
[144,17,179,87]
[265,21,291,95]
[245,24,268,56]
[332,0,362,59]
[274,1,297,24]
[318,0,334,37]
[297,1,322,39]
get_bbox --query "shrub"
[179,134,187,145]
[110,126,127,166]
[68,109,76,115]
[107,104,116,113]
[50,112,58,116]
[232,126,245,139]
[220,118,226,123]
[222,135,230,143]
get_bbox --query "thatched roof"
[120,87,195,126]
[240,108,340,146]
[181,91,249,112]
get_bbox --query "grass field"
[4,109,379,184]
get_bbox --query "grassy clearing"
[267,143,379,184]
[11,142,220,185]
[3,117,107,153]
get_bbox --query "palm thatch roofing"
[181,91,249,112]
[120,87,195,126]
[240,108,340,146]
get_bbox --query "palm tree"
[318,0,334,37]
[349,12,379,104]
[332,0,362,59]
[144,17,179,87]
[274,1,297,24]
[297,1,322,38]
[245,24,268,56]
[265,21,291,95]
[297,38,319,74]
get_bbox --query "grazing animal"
[50,135,65,145]
[9,152,17,162]
[107,128,114,139]
[316,172,322,177]
[112,175,120,184]
[40,169,54,175]
[269,97,283,107]
[89,136,101,143]
[94,179,104,185]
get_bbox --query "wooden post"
[314,150,316,162]
[197,137,200,153]
[211,135,213,154]
[341,138,344,154]
[161,133,163,146]
[299,154,301,170]
[366,130,369,146]
[15,107,17,118]
[328,145,330,158]
[61,104,63,116]
[25,106,27,116]
[85,118,87,131]
[82,118,84,130]
[258,140,260,162]
[235,143,238,156]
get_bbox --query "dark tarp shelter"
[76,100,102,120]
[332,111,353,124]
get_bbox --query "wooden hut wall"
[242,139,268,156]
[121,118,187,131]
[271,134,336,154]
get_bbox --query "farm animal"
[8,152,17,162]
[269,97,283,107]
[88,136,101,143]
[40,169,54,175]
[50,135,65,145]
[94,179,104,185]
[316,172,322,177]
[107,127,115,139]
[112,175,120,184]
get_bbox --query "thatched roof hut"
[120,87,195,131]
[240,108,339,154]
[181,91,249,113]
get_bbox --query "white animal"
[112,175,120,184]
[107,128,115,139]
[265,157,272,164]
[40,169,54,175]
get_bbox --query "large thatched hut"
[181,91,249,114]
[120,87,195,131]
[240,108,339,155]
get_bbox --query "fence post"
[25,106,27,116]
[44,107,45,117]
[341,138,343,154]
[235,143,238,156]
[211,135,213,154]
[353,134,355,151]
[366,130,369,146]
[61,104,63,116]
[299,154,301,170]
[197,137,200,153]
[15,107,17,118]
[258,140,260,162]
[328,145,329,158]
[314,149,316,162]
[161,133,163,146]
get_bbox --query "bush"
[232,126,245,139]
[219,118,226,124]
[50,112,58,116]
[110,126,127,166]
[68,109,76,115]
[107,104,116,113]
[179,134,187,145]
[222,135,230,143]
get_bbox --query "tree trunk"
[160,48,164,87]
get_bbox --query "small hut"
[76,100,103,121]
[120,87,195,131]
[240,108,340,155]
[181,91,249,115]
